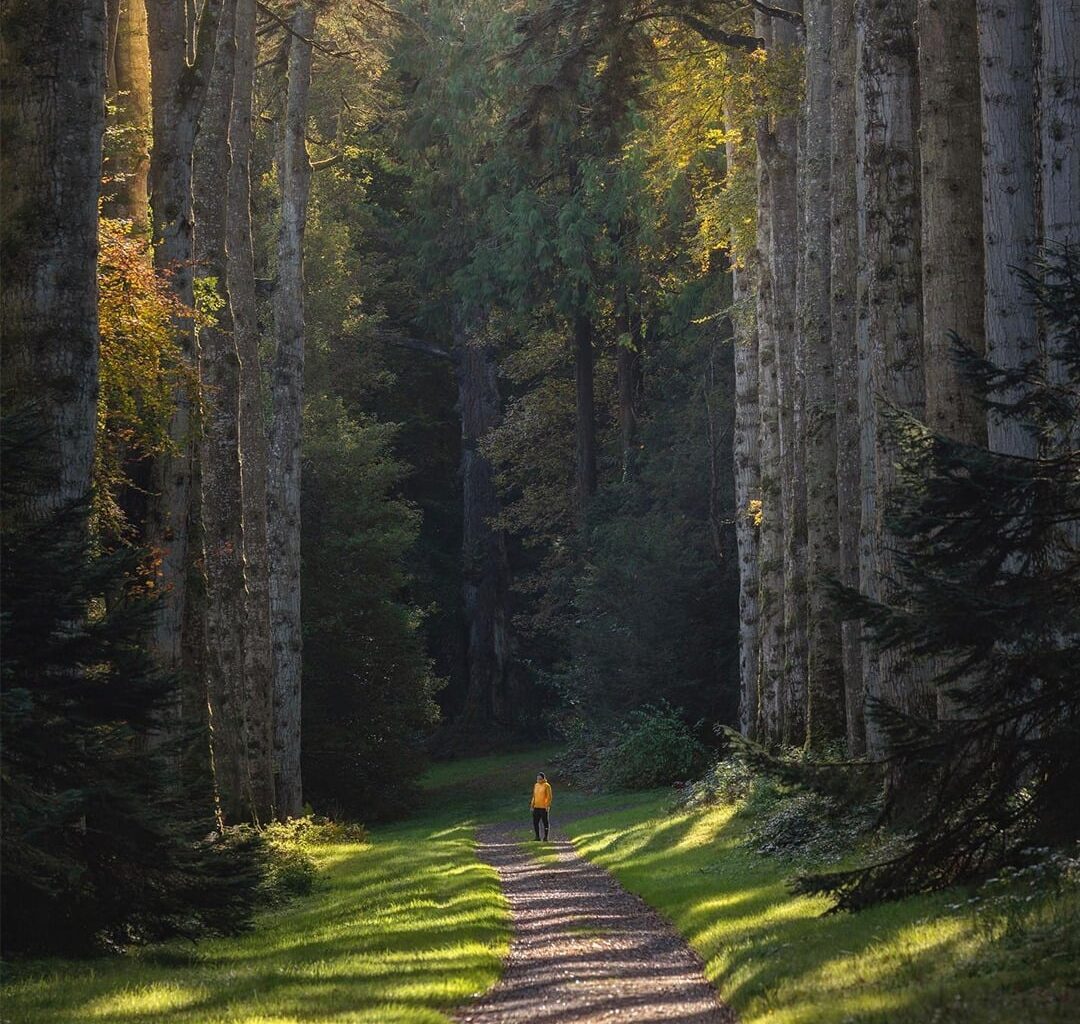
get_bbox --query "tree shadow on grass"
[2,823,509,1024]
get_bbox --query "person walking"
[531,772,552,840]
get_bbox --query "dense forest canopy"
[1,0,1078,956]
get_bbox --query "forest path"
[455,823,735,1024]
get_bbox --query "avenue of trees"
[1,0,1077,953]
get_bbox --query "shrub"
[601,702,707,790]
[676,757,756,809]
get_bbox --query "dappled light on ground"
[2,826,508,1024]
[568,798,1080,1024]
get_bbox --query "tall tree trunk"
[800,0,846,750]
[615,280,641,482]
[573,309,598,512]
[229,0,276,819]
[732,256,761,739]
[0,0,106,515]
[195,0,273,825]
[830,0,864,755]
[269,3,315,820]
[855,0,928,763]
[918,0,986,446]
[728,101,762,739]
[759,9,806,747]
[457,317,514,733]
[145,0,222,678]
[755,90,784,745]
[1038,0,1080,251]
[104,0,151,232]
[977,0,1039,458]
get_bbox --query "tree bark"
[104,0,152,232]
[799,0,846,750]
[1038,0,1080,251]
[918,0,986,446]
[977,0,1039,458]
[615,279,642,482]
[573,309,598,512]
[754,75,785,744]
[759,9,807,747]
[0,0,107,515]
[269,3,315,820]
[855,0,928,760]
[728,101,762,740]
[195,0,274,825]
[457,317,514,733]
[229,0,276,820]
[145,0,223,676]
[830,0,864,755]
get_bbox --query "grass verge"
[1,820,508,1024]
[565,795,1080,1024]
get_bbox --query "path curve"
[456,824,736,1024]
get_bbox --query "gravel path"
[455,823,736,1024]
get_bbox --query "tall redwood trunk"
[269,3,315,819]
[855,0,928,765]
[977,0,1039,458]
[800,0,845,749]
[104,0,152,232]
[758,9,806,747]
[729,91,762,738]
[1038,1,1079,251]
[830,0,864,754]
[754,60,784,743]
[918,0,986,446]
[229,0,276,818]
[0,0,107,515]
[145,0,223,677]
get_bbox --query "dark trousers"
[532,807,549,839]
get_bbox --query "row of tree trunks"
[269,2,316,820]
[736,0,1079,768]
[0,0,107,515]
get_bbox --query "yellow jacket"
[531,781,552,809]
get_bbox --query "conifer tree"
[799,248,1080,908]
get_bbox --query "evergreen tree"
[799,248,1080,908]
[0,417,263,955]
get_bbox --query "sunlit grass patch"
[566,795,1080,1024]
[1,822,508,1024]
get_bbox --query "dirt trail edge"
[456,823,736,1024]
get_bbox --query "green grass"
[565,795,1080,1024]
[5,749,1077,1024]
[1,820,508,1024]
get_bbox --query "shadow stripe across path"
[455,824,736,1024]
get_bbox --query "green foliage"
[601,702,708,789]
[676,756,756,808]
[557,702,707,791]
[0,419,264,956]
[300,397,442,821]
